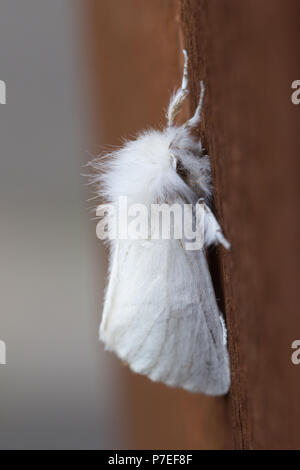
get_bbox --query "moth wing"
[100,239,230,395]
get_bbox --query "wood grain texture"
[181,0,300,449]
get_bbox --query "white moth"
[93,50,230,395]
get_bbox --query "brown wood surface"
[181,0,300,449]
[81,0,300,449]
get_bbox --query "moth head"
[167,130,211,199]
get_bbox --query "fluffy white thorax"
[98,126,211,210]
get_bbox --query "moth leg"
[185,80,205,130]
[167,49,189,127]
[201,200,230,250]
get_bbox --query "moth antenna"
[167,49,189,127]
[185,80,205,129]
[181,49,189,91]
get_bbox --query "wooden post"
[182,0,300,449]
[81,0,300,449]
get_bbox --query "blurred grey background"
[0,0,127,449]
